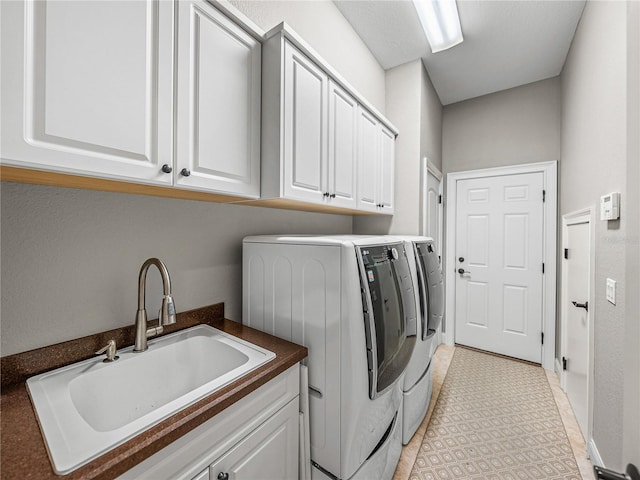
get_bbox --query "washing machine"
[396,235,444,444]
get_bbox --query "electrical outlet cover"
[606,278,616,304]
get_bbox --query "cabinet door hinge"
[564,248,569,260]
[438,194,442,205]
[541,332,544,345]
[542,263,545,274]
[562,357,568,371]
[543,189,546,202]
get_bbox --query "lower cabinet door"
[209,399,298,480]
[192,468,210,480]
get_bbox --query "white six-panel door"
[425,167,442,255]
[455,172,544,363]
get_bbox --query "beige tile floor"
[393,345,595,480]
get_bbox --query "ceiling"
[334,0,586,105]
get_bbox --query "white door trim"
[560,206,596,443]
[422,157,444,346]
[444,160,558,370]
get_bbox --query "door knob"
[571,301,588,312]
[180,168,191,177]
[459,257,465,263]
[217,473,229,480]
[458,268,470,275]
[161,164,172,174]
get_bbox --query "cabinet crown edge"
[264,22,398,137]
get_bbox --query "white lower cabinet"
[118,365,299,480]
[207,399,298,480]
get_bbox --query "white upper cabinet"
[357,108,395,214]
[282,42,328,203]
[261,25,396,214]
[327,81,358,209]
[175,0,261,198]
[378,125,395,213]
[357,108,380,212]
[1,0,262,199]
[0,0,174,185]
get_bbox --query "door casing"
[422,157,443,346]
[444,161,558,370]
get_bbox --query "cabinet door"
[327,81,357,209]
[378,126,395,213]
[209,399,298,480]
[192,469,210,480]
[356,107,380,212]
[282,41,328,203]
[175,1,261,198]
[0,0,173,184]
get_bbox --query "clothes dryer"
[243,235,417,480]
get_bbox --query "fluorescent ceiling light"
[413,0,463,53]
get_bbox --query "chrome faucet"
[134,258,176,352]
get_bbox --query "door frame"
[421,157,444,346]
[444,160,557,370]
[421,156,443,245]
[560,206,595,442]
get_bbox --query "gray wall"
[623,2,640,469]
[421,64,443,174]
[0,184,352,355]
[560,0,635,469]
[442,77,561,174]
[0,0,389,356]
[229,0,386,113]
[354,60,442,235]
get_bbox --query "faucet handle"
[95,339,119,362]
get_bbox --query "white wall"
[442,77,561,174]
[560,0,634,470]
[229,0,386,113]
[353,60,442,235]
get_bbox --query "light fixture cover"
[413,0,464,53]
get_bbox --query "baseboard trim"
[588,438,604,467]
[554,358,565,389]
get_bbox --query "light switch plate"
[606,278,616,304]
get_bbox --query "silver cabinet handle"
[161,164,172,174]
[180,168,191,177]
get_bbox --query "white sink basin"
[26,325,275,474]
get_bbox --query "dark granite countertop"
[0,304,307,479]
